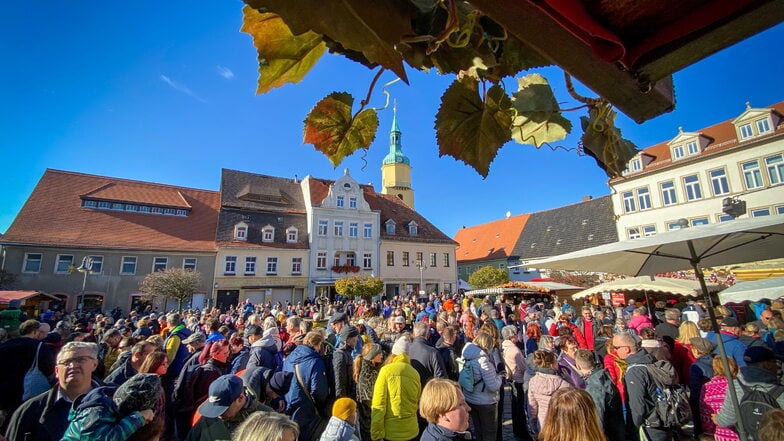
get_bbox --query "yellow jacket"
[370,354,421,441]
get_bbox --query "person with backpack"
[716,346,784,441]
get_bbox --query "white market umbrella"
[571,275,721,301]
[719,276,784,304]
[526,215,784,441]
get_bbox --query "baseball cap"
[393,316,406,324]
[198,375,244,418]
[339,325,359,341]
[720,317,740,327]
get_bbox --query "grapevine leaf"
[510,74,571,147]
[303,92,379,167]
[244,0,413,83]
[435,78,513,177]
[580,103,639,178]
[240,7,326,94]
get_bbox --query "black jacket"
[5,387,73,441]
[623,349,659,427]
[584,368,625,441]
[0,337,56,413]
[333,342,356,398]
[408,336,446,389]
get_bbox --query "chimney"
[582,195,593,201]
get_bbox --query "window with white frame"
[266,257,278,274]
[636,187,651,210]
[363,253,372,269]
[318,220,328,236]
[672,145,685,160]
[629,157,641,172]
[346,253,356,267]
[752,208,771,217]
[333,254,341,267]
[349,222,358,237]
[443,253,450,267]
[742,160,763,189]
[709,168,730,196]
[385,220,395,234]
[683,175,702,200]
[686,141,699,156]
[234,224,248,241]
[387,251,395,266]
[224,256,237,274]
[286,227,298,243]
[153,257,167,272]
[409,221,418,236]
[766,154,783,185]
[690,217,709,227]
[316,252,327,269]
[739,123,753,140]
[349,197,357,209]
[660,181,677,206]
[260,226,273,242]
[245,257,257,275]
[23,253,42,273]
[336,196,345,207]
[627,227,641,240]
[643,225,656,237]
[667,221,684,231]
[777,206,784,215]
[757,118,772,135]
[55,254,74,274]
[88,256,104,273]
[402,252,410,267]
[291,257,302,274]
[121,256,137,275]
[334,221,344,237]
[363,223,372,238]
[622,191,636,213]
[416,252,424,266]
[183,258,197,271]
[429,253,437,267]
[718,214,734,222]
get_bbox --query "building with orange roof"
[611,101,784,240]
[0,169,220,312]
[454,213,531,281]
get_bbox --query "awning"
[0,290,60,304]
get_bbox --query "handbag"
[22,342,51,400]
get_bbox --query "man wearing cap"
[334,325,360,398]
[408,322,447,390]
[187,374,261,441]
[716,346,784,430]
[708,317,748,368]
[327,312,348,348]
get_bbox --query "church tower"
[381,105,415,208]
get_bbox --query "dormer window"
[261,225,275,242]
[757,119,772,134]
[672,145,685,160]
[739,123,753,140]
[234,223,248,241]
[733,103,777,141]
[286,227,298,243]
[385,219,396,234]
[408,221,418,236]
[686,140,699,155]
[630,157,642,172]
[336,196,345,208]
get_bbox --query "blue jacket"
[420,423,469,441]
[319,416,360,441]
[165,325,192,378]
[283,344,329,440]
[707,332,748,367]
[62,386,146,441]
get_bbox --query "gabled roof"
[1,169,220,252]
[616,101,784,180]
[515,196,618,260]
[454,214,530,263]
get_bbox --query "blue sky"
[2,2,783,238]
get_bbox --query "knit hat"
[339,325,359,341]
[114,374,162,416]
[363,344,381,361]
[182,332,206,345]
[268,371,293,396]
[332,397,357,421]
[391,336,410,355]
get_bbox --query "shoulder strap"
[31,342,42,370]
[294,364,317,407]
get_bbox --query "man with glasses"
[612,333,673,441]
[5,342,99,441]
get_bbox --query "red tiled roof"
[2,169,220,252]
[454,214,530,263]
[614,101,784,181]
[82,183,192,209]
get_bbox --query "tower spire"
[381,100,414,208]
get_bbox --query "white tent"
[458,279,472,290]
[571,275,721,300]
[719,276,784,304]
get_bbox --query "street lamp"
[210,282,218,311]
[416,259,428,296]
[76,257,94,313]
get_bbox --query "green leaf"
[435,78,513,177]
[303,92,379,167]
[580,103,639,178]
[510,74,571,147]
[240,7,326,94]
[244,0,413,83]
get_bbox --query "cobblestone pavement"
[501,384,516,441]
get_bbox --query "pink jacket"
[627,314,653,332]
[527,372,571,426]
[700,376,739,441]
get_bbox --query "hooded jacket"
[461,342,503,406]
[319,416,360,441]
[371,354,421,441]
[61,386,146,441]
[528,367,571,425]
[249,329,283,371]
[622,349,660,427]
[282,343,329,441]
[333,340,356,398]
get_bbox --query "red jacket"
[548,321,587,349]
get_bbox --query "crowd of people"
[1,291,784,441]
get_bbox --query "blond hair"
[232,411,299,441]
[540,388,607,441]
[419,378,462,424]
[676,320,700,345]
